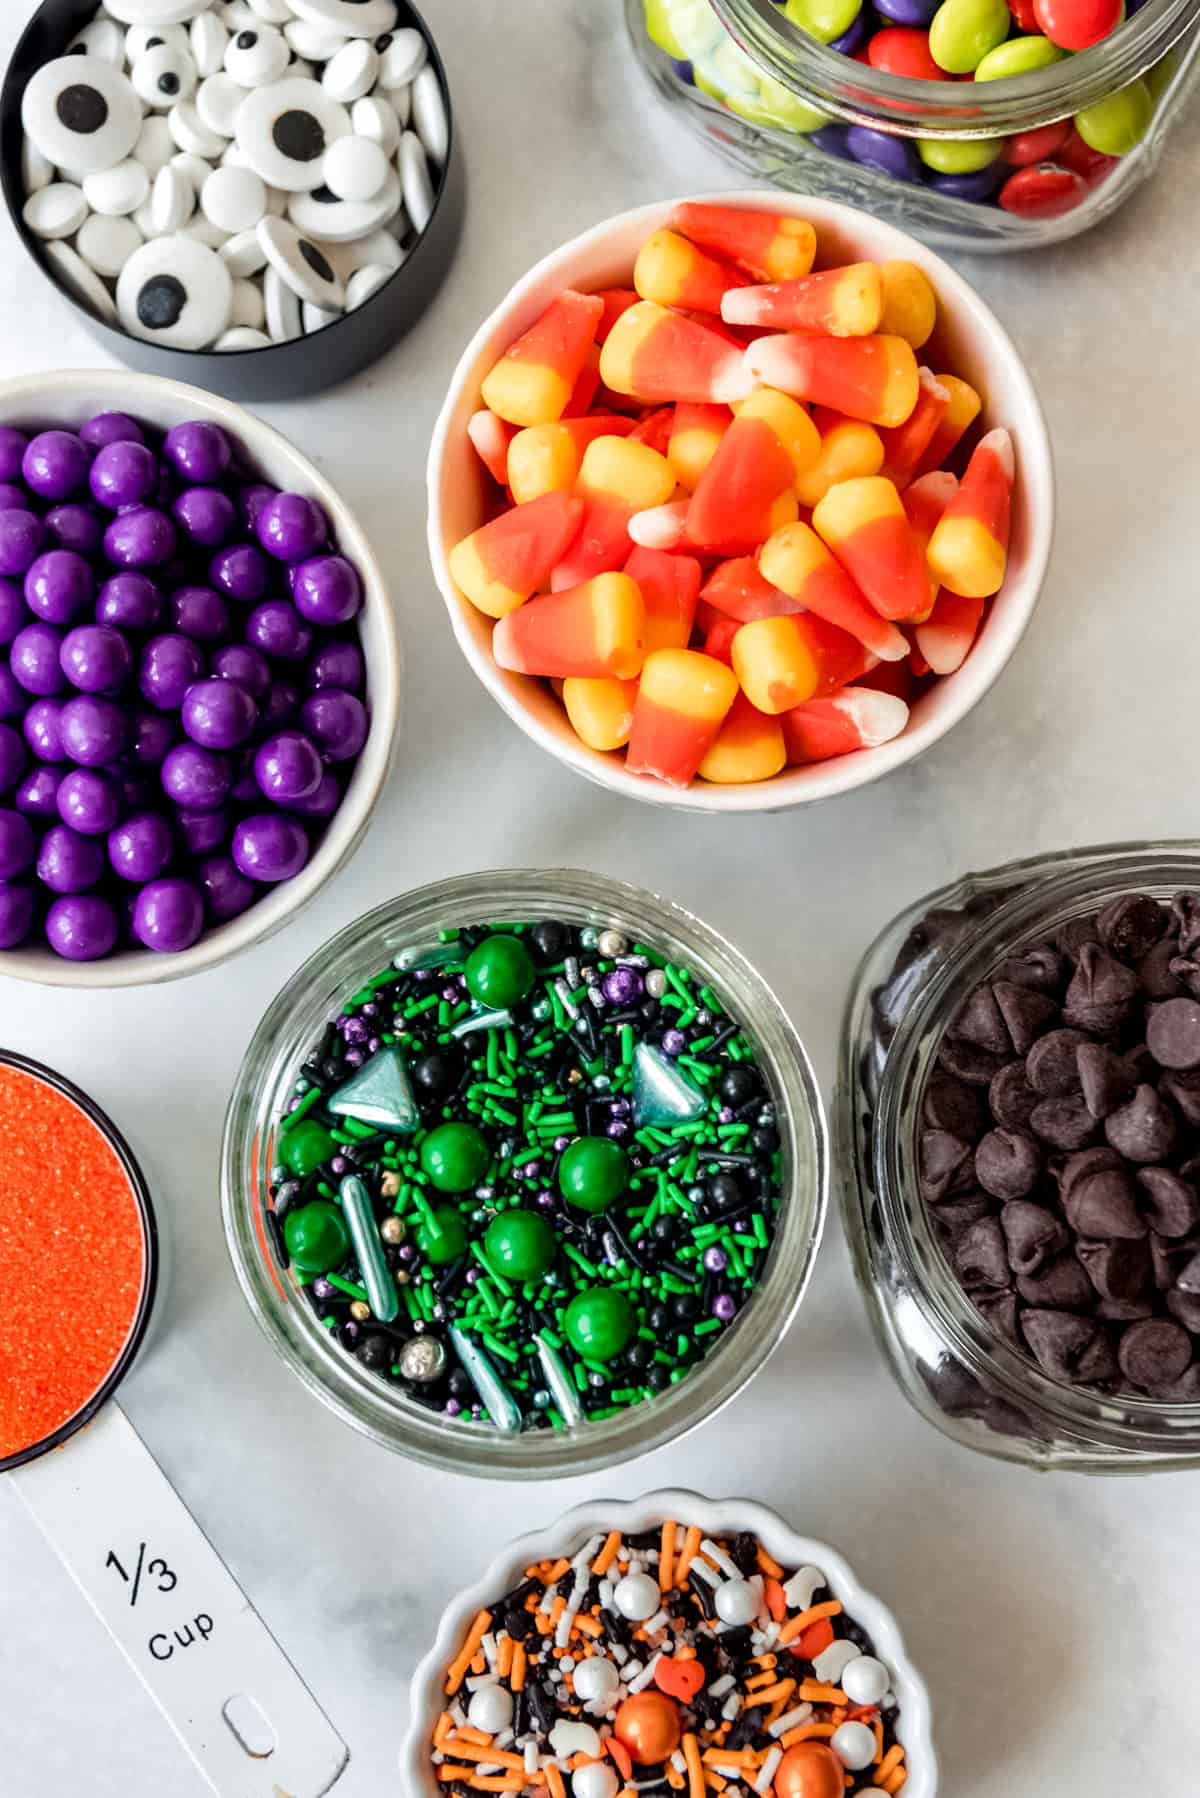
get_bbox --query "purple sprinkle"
[397,1244,415,1263]
[441,983,458,1002]
[535,1189,557,1211]
[522,1159,542,1180]
[718,1106,735,1124]
[553,1135,571,1152]
[603,966,642,1006]
[465,1267,479,1285]
[342,1016,369,1044]
[330,1155,349,1175]
[662,1029,687,1057]
[607,1120,630,1139]
[444,1398,461,1417]
[367,1036,382,1053]
[713,1294,737,1323]
[312,1277,336,1301]
[344,1048,364,1068]
[287,1095,302,1113]
[703,1246,729,1273]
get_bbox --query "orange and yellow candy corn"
[927,427,1013,599]
[449,490,584,619]
[759,521,909,662]
[731,613,875,714]
[879,368,949,489]
[915,374,981,475]
[701,557,802,624]
[686,389,815,554]
[795,410,884,509]
[493,571,645,679]
[507,415,635,505]
[562,675,638,751]
[698,691,786,784]
[480,289,604,427]
[782,687,910,763]
[551,435,675,590]
[671,202,817,283]
[722,263,883,337]
[624,545,701,654]
[634,227,747,316]
[467,409,517,486]
[878,260,937,348]
[668,403,730,491]
[600,301,753,406]
[745,332,919,428]
[915,590,986,674]
[812,476,932,622]
[625,647,739,786]
[902,469,958,552]
[595,288,640,344]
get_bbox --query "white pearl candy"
[191,13,230,77]
[134,114,176,174]
[411,62,447,164]
[572,1766,618,1798]
[84,159,150,216]
[323,134,389,201]
[351,95,399,156]
[570,1654,619,1710]
[840,1655,890,1707]
[23,183,88,241]
[714,1578,759,1627]
[398,129,433,232]
[77,212,144,278]
[466,1684,513,1735]
[202,163,267,232]
[322,40,378,103]
[612,1572,660,1622]
[830,1721,877,1772]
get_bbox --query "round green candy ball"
[973,33,1064,79]
[785,0,862,42]
[928,0,1009,74]
[464,934,536,1010]
[564,1287,636,1362]
[416,1205,469,1266]
[420,1122,491,1192]
[1075,79,1153,156]
[279,1119,337,1178]
[917,134,1004,173]
[558,1137,631,1213]
[284,1201,350,1274]
[484,1209,556,1281]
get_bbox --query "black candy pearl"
[412,1050,457,1099]
[447,1368,474,1400]
[651,1216,677,1245]
[672,1293,699,1321]
[752,1125,779,1153]
[648,1304,670,1333]
[358,1333,391,1371]
[708,1172,744,1212]
[624,1341,653,1372]
[647,1366,671,1392]
[719,1066,759,1107]
[530,919,568,964]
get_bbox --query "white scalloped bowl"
[401,1487,938,1797]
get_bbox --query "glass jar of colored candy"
[223,870,827,1477]
[627,0,1200,248]
[839,839,1200,1472]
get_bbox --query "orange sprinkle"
[704,1773,726,1792]
[445,1743,525,1769]
[445,1611,493,1695]
[575,1614,602,1637]
[756,1545,785,1579]
[455,1726,494,1748]
[876,1745,905,1781]
[674,1526,703,1586]
[659,1519,677,1591]
[549,1595,566,1625]
[497,1636,513,1680]
[470,1654,486,1675]
[780,1722,839,1748]
[778,1600,843,1646]
[592,1530,622,1576]
[608,1737,633,1781]
[545,1765,567,1798]
[468,1777,525,1792]
[546,1558,570,1582]
[433,1712,454,1749]
[798,1681,847,1705]
[745,1679,794,1708]
[682,1731,706,1798]
[0,1063,148,1461]
[883,1771,906,1795]
[702,1749,757,1768]
[436,1766,475,1783]
[763,1578,786,1622]
[872,1718,885,1761]
[511,1642,527,1690]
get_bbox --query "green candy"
[484,1209,556,1281]
[284,1201,350,1274]
[558,1137,631,1213]
[1075,79,1153,155]
[421,1122,491,1192]
[918,134,1004,172]
[928,0,1009,74]
[973,34,1064,79]
[785,0,862,45]
[465,935,536,1010]
[739,74,829,134]
[279,1119,336,1178]
[564,1287,636,1362]
[643,0,687,58]
[416,1205,469,1266]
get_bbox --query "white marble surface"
[3,3,1200,1793]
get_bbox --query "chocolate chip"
[994,943,1065,993]
[1176,1247,1200,1294]
[1138,939,1185,1000]
[1077,1236,1151,1301]
[1096,1295,1155,1321]
[1150,1233,1197,1290]
[1056,1145,1124,1199]
[1029,1095,1099,1151]
[1147,997,1200,1070]
[1075,1042,1134,1118]
[1027,1029,1088,1096]
[1000,1201,1068,1276]
[1097,893,1166,960]
[937,1037,1004,1086]
[1022,1310,1117,1383]
[1159,1069,1200,1126]
[922,1072,985,1139]
[1063,944,1139,1036]
[1063,1169,1146,1240]
[992,981,1059,1055]
[1172,892,1200,956]
[1135,1168,1200,1238]
[1016,1252,1096,1311]
[1160,1362,1200,1398]
[1167,955,1200,999]
[1166,1288,1200,1332]
[954,1217,1011,1290]
[973,1289,1020,1343]
[989,1061,1040,1129]
[919,1130,976,1203]
[1104,1084,1179,1164]
[1117,1317,1192,1390]
[930,1192,995,1239]
[949,984,1011,1055]
[1056,915,1100,957]
[975,1128,1041,1200]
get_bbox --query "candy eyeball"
[235,76,350,189]
[287,0,400,38]
[105,0,212,25]
[21,56,143,175]
[125,23,191,62]
[131,44,199,110]
[259,216,347,310]
[117,234,233,349]
[224,24,290,87]
[66,18,126,64]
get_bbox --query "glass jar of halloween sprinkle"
[221,869,827,1478]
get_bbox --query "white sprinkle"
[690,1556,720,1588]
[627,1653,662,1694]
[768,1703,814,1739]
[721,1693,741,1721]
[524,1743,538,1775]
[754,1746,783,1795]
[709,1674,735,1698]
[782,1566,825,1612]
[701,1538,740,1580]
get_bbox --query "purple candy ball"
[173,486,236,548]
[89,439,160,510]
[46,893,119,961]
[10,622,66,696]
[139,634,205,710]
[104,507,177,570]
[256,491,328,563]
[928,165,1004,200]
[176,806,227,855]
[44,504,104,556]
[0,809,36,879]
[0,579,25,645]
[260,679,300,729]
[196,852,255,921]
[181,677,257,749]
[210,542,270,603]
[23,698,65,761]
[60,695,127,766]
[232,813,309,883]
[37,823,105,893]
[300,689,367,762]
[246,600,311,662]
[0,881,34,948]
[844,125,923,182]
[60,623,134,693]
[307,640,363,692]
[238,484,278,530]
[0,485,28,511]
[132,877,205,953]
[130,708,176,766]
[0,509,47,578]
[108,810,174,882]
[0,666,24,721]
[712,1293,737,1323]
[661,1028,687,1057]
[56,768,121,836]
[170,585,230,643]
[288,769,339,818]
[25,549,95,624]
[809,122,853,159]
[22,431,89,501]
[702,1245,729,1274]
[164,421,232,485]
[829,8,872,51]
[0,427,28,482]
[603,966,642,1005]
[212,643,270,698]
[292,555,361,626]
[97,572,162,632]
[253,730,322,804]
[81,413,144,451]
[873,0,939,21]
[161,741,231,810]
[15,765,61,818]
[0,724,27,792]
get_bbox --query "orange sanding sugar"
[0,1063,146,1461]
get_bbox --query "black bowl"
[1,0,464,400]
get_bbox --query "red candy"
[1033,0,1122,49]
[1003,121,1072,167]
[868,27,947,79]
[998,163,1089,219]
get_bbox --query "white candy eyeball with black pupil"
[258,214,346,309]
[67,19,125,64]
[191,13,230,77]
[84,158,151,216]
[117,233,233,349]
[236,77,349,190]
[376,26,426,88]
[132,45,199,110]
[22,56,143,175]
[287,164,399,242]
[125,23,190,62]
[288,0,398,38]
[196,72,245,138]
[225,26,290,88]
[105,0,211,25]
[45,240,119,323]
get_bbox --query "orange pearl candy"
[612,1690,682,1765]
[773,1741,846,1798]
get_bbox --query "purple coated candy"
[238,483,279,530]
[23,698,65,761]
[845,125,923,182]
[37,823,104,893]
[0,724,26,793]
[10,622,66,696]
[233,813,309,883]
[164,422,232,486]
[256,492,328,563]
[170,585,230,643]
[45,504,104,556]
[89,439,160,510]
[45,893,119,961]
[108,811,174,882]
[0,881,34,948]
[133,877,204,953]
[14,767,61,818]
[0,580,26,646]
[210,543,270,603]
[0,428,28,482]
[22,431,89,501]
[161,742,231,810]
[130,708,176,766]
[25,549,95,624]
[56,768,121,835]
[173,486,236,548]
[212,643,270,697]
[809,123,852,159]
[246,600,311,662]
[254,730,322,804]
[60,695,127,766]
[0,485,30,510]
[81,413,145,451]
[60,623,134,693]
[260,680,300,729]
[829,8,871,52]
[307,641,363,692]
[181,677,257,749]
[104,507,177,570]
[300,689,367,762]
[873,0,939,22]
[292,555,361,626]
[288,769,339,818]
[197,852,255,922]
[0,809,35,879]
[0,509,47,577]
[929,167,1004,201]
[97,572,162,631]
[140,634,206,710]
[0,666,24,721]
[176,806,227,855]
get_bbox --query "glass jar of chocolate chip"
[839,841,1200,1472]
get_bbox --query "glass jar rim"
[221,868,829,1480]
[870,841,1200,1444]
[712,0,1200,134]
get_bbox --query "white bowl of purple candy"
[0,369,401,987]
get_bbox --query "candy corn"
[745,333,920,428]
[782,687,911,763]
[467,409,517,486]
[812,476,932,621]
[507,416,635,505]
[628,499,693,552]
[600,301,753,405]
[628,406,676,454]
[624,545,701,653]
[668,403,730,491]
[481,290,605,427]
[595,288,640,343]
[878,260,938,348]
[493,571,645,679]
[878,367,950,489]
[902,469,958,553]
[722,263,883,336]
[563,345,602,418]
[731,613,875,714]
[795,410,884,509]
[759,521,909,661]
[701,556,802,623]
[562,675,638,750]
[634,227,748,315]
[915,374,982,475]
[625,648,739,786]
[686,389,816,554]
[449,490,584,619]
[697,691,786,783]
[671,202,817,283]
[926,428,1014,598]
[551,435,675,590]
[702,611,741,665]
[915,590,986,673]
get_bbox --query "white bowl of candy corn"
[426,192,1053,812]
[401,1487,938,1797]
